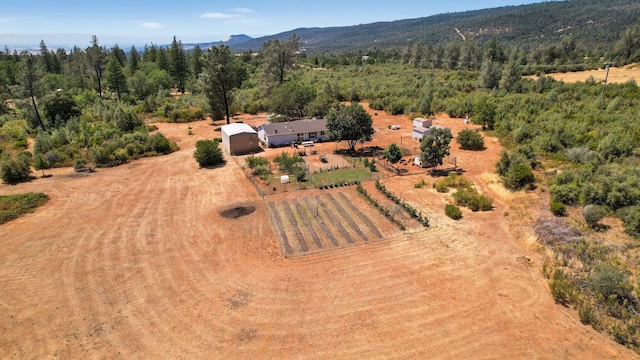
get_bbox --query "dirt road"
[0,115,635,359]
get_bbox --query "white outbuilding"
[220,123,260,155]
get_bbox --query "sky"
[0,0,545,49]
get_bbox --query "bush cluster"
[445,204,462,220]
[193,139,224,168]
[456,129,485,150]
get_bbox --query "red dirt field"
[527,63,640,84]
[0,109,637,359]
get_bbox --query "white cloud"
[199,12,243,19]
[229,8,254,14]
[141,22,163,29]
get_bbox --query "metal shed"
[221,123,260,155]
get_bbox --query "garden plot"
[266,189,397,257]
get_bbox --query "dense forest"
[2,0,640,351]
[232,0,640,57]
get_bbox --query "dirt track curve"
[0,117,636,359]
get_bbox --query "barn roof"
[258,119,327,137]
[221,123,257,136]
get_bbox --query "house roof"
[258,119,327,137]
[222,123,257,136]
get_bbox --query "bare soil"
[527,63,640,84]
[0,111,636,359]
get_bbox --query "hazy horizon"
[1,0,546,50]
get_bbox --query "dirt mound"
[219,205,256,219]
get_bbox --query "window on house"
[309,132,317,139]
[297,133,304,142]
[320,131,325,136]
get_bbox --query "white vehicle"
[391,124,400,130]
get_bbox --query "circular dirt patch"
[219,205,256,219]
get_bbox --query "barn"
[220,123,261,155]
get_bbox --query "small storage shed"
[221,123,260,155]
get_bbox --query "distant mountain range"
[180,34,253,51]
[195,0,639,54]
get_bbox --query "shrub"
[617,206,640,238]
[582,204,607,228]
[148,133,175,154]
[445,204,462,220]
[504,164,535,190]
[414,179,427,188]
[0,153,32,184]
[0,192,49,225]
[193,139,224,168]
[549,269,577,306]
[246,155,270,169]
[456,129,485,150]
[578,302,598,326]
[452,187,493,211]
[549,184,580,205]
[550,202,567,217]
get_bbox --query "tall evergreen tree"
[191,44,203,80]
[105,51,127,100]
[39,40,53,73]
[20,55,46,131]
[156,48,169,71]
[86,35,105,98]
[261,34,300,87]
[111,44,127,67]
[128,45,140,76]
[169,36,188,93]
[197,45,247,124]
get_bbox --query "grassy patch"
[0,192,49,225]
[311,166,373,186]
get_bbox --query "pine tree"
[169,36,188,93]
[128,45,140,76]
[105,52,127,100]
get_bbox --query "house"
[257,119,328,147]
[220,123,261,155]
[412,117,450,140]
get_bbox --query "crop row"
[356,184,406,231]
[375,180,430,228]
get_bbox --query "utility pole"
[602,62,613,96]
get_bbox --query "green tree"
[156,47,169,71]
[326,102,374,152]
[500,61,521,92]
[193,139,224,167]
[128,45,140,76]
[86,35,105,98]
[615,25,640,63]
[583,205,607,228]
[39,40,53,74]
[112,105,143,132]
[456,129,485,150]
[384,143,402,163]
[504,164,534,190]
[169,36,188,93]
[197,45,247,124]
[41,91,80,127]
[478,60,501,89]
[420,127,452,169]
[473,96,497,130]
[34,153,50,177]
[191,44,203,80]
[0,152,32,184]
[20,55,46,131]
[105,51,127,100]
[261,34,300,87]
[267,80,316,120]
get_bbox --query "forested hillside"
[232,0,640,58]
